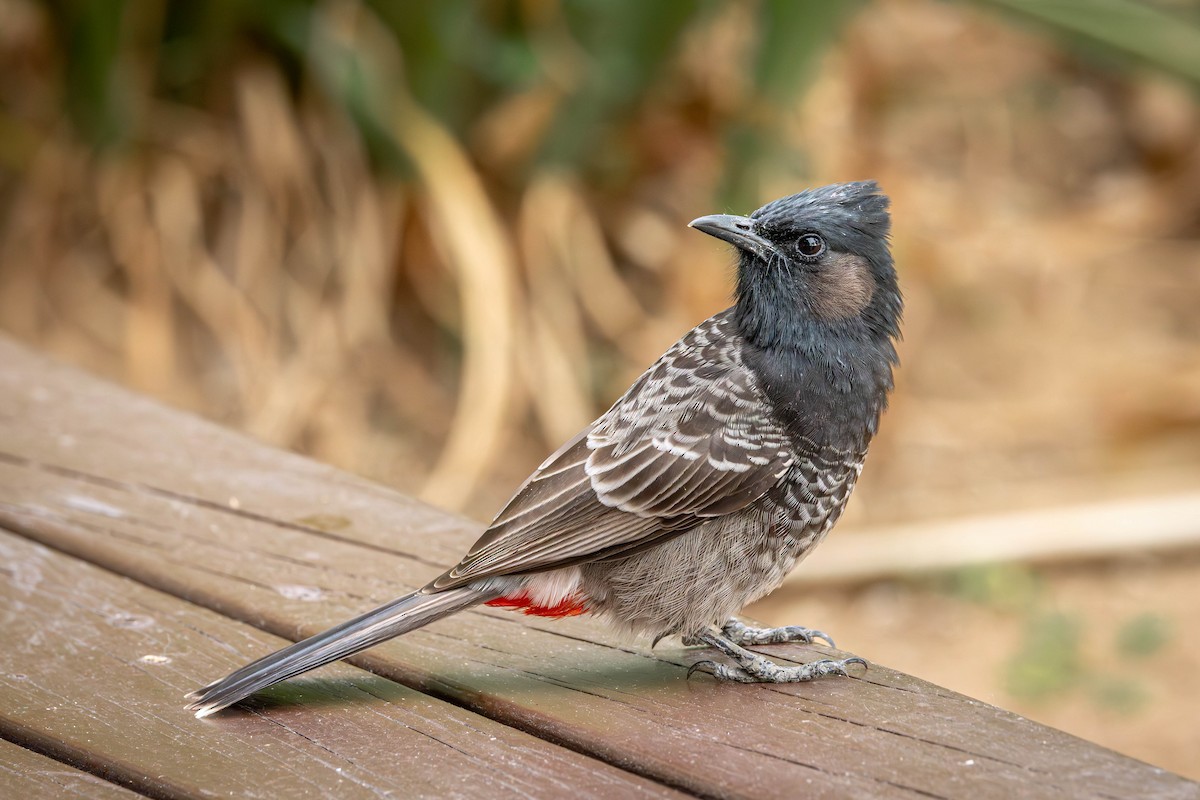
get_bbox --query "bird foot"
[686,630,866,684]
[720,618,836,648]
[681,619,834,648]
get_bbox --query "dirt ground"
[749,547,1200,781]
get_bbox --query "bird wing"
[430,312,794,590]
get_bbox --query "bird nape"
[187,180,902,717]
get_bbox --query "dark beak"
[688,214,778,260]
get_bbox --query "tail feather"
[186,585,493,717]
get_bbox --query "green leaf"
[977,0,1200,86]
[47,0,132,149]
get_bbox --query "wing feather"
[430,311,794,590]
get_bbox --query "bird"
[187,180,902,717]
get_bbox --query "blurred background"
[2,0,1199,778]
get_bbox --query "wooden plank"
[1,336,1196,799]
[0,738,143,799]
[0,529,683,799]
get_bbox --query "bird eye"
[797,234,825,259]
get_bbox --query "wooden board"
[1,335,1196,799]
[0,738,142,799]
[0,529,681,799]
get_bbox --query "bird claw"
[687,658,766,683]
[812,656,869,678]
[688,629,867,684]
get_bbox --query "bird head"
[690,181,901,351]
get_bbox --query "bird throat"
[733,252,897,456]
[731,251,898,439]
[744,339,893,456]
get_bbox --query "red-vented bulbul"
[188,181,902,716]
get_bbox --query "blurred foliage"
[3,0,1200,520]
[1115,612,1173,658]
[931,569,1173,712]
[930,563,1042,612]
[981,0,1200,86]
[41,0,844,198]
[35,1,1200,189]
[993,599,1171,713]
[1005,611,1085,701]
[1089,675,1151,714]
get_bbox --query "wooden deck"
[1,335,1195,799]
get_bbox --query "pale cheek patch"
[809,252,875,320]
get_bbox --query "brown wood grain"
[0,529,683,799]
[0,737,143,799]
[1,335,1196,799]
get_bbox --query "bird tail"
[186,585,494,717]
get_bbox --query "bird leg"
[686,630,867,684]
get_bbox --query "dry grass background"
[2,0,1199,780]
